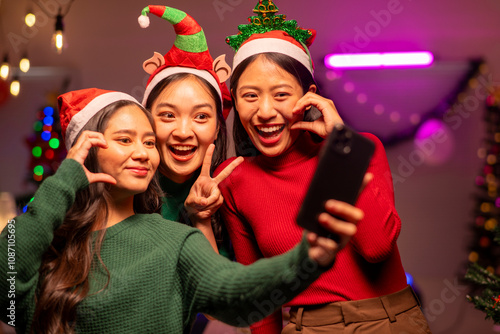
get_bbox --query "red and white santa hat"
[226,0,316,74]
[138,5,231,118]
[58,88,140,150]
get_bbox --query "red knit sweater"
[216,132,408,334]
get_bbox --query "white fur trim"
[65,92,140,150]
[233,38,313,74]
[138,15,150,28]
[142,66,222,105]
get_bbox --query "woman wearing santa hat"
[137,5,240,254]
[0,87,358,333]
[216,1,432,333]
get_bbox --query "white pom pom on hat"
[138,15,150,28]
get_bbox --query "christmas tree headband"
[226,0,316,74]
[138,5,232,118]
[59,88,140,150]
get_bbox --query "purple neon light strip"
[324,52,434,69]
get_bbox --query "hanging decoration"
[31,0,75,54]
[52,11,65,54]
[25,9,36,28]
[0,0,75,98]
[19,53,30,73]
[0,54,9,80]
[9,74,20,97]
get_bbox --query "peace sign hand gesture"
[184,144,243,232]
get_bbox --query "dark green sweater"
[159,171,199,222]
[0,159,327,333]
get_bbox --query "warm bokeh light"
[10,78,20,96]
[53,31,64,54]
[25,12,36,27]
[19,57,30,73]
[0,62,9,80]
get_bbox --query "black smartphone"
[303,106,322,122]
[296,123,375,239]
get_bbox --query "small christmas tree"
[466,226,500,324]
[21,93,67,212]
[465,87,500,324]
[25,103,66,187]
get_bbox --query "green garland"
[226,0,313,51]
[466,227,500,324]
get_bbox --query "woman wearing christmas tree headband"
[0,86,359,333]
[216,1,432,333]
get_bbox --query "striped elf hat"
[138,5,231,118]
[226,0,316,74]
[58,88,140,150]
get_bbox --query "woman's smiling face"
[97,105,160,197]
[233,55,308,157]
[151,76,218,183]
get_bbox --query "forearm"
[193,218,219,253]
[0,159,88,314]
[182,233,328,327]
[351,133,401,262]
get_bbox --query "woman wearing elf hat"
[137,5,240,253]
[0,87,358,333]
[215,1,432,333]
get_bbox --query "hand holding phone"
[296,123,375,239]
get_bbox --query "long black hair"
[32,101,163,334]
[145,73,228,246]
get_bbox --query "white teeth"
[171,145,195,151]
[258,126,282,133]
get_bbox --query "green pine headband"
[226,0,316,73]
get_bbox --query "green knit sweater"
[159,170,199,222]
[0,159,326,333]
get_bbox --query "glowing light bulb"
[52,14,65,54]
[25,12,36,27]
[19,56,30,73]
[0,55,9,80]
[10,77,20,96]
[52,31,64,54]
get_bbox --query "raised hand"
[66,131,116,185]
[184,144,244,224]
[291,92,344,138]
[306,172,372,267]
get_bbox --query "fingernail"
[325,199,338,209]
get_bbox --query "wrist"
[193,217,212,228]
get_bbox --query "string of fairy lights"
[22,104,67,212]
[0,0,75,96]
[467,87,500,275]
